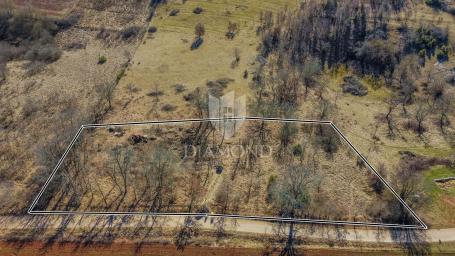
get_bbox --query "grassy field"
[108,0,297,122]
[422,166,455,228]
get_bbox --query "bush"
[226,22,238,40]
[23,61,45,76]
[194,23,205,38]
[174,84,186,93]
[436,46,449,62]
[266,175,277,203]
[98,55,107,64]
[355,39,398,75]
[146,90,164,97]
[24,43,61,63]
[206,78,234,97]
[148,26,157,33]
[445,71,455,85]
[120,26,142,41]
[162,104,176,112]
[292,144,303,156]
[425,0,445,9]
[169,9,180,16]
[65,40,86,50]
[193,7,203,14]
[341,76,368,96]
[21,97,39,118]
[413,25,448,55]
[97,27,110,40]
[54,13,80,31]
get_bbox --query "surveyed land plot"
[29,118,426,229]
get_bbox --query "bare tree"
[96,81,117,111]
[384,96,399,138]
[414,102,429,137]
[231,48,241,68]
[195,23,205,38]
[174,217,201,251]
[269,165,312,219]
[435,93,453,134]
[299,58,321,97]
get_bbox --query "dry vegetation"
[104,0,455,229]
[33,120,421,226]
[0,0,150,214]
[1,0,455,254]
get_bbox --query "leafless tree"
[96,81,117,111]
[414,101,429,137]
[384,96,399,138]
[195,23,205,38]
[174,217,201,251]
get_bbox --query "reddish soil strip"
[0,241,403,256]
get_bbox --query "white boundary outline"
[28,117,427,230]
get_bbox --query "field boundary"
[28,117,427,230]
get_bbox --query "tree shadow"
[390,228,431,256]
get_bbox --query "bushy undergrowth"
[0,8,79,78]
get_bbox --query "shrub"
[24,43,61,62]
[292,144,303,156]
[436,45,449,62]
[226,21,238,39]
[21,97,39,118]
[341,76,368,96]
[65,41,86,50]
[194,23,205,38]
[97,27,110,40]
[120,26,142,41]
[146,90,164,97]
[23,61,45,76]
[413,25,448,56]
[445,71,455,84]
[206,78,234,97]
[148,26,157,33]
[183,92,195,101]
[425,0,444,9]
[355,39,398,75]
[54,13,80,31]
[174,84,186,93]
[169,9,180,16]
[98,55,107,64]
[161,104,176,112]
[193,7,203,14]
[116,68,125,82]
[265,175,277,203]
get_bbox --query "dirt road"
[1,215,454,244]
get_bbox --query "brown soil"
[0,241,404,256]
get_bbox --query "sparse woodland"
[0,0,455,255]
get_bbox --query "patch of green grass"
[411,147,455,158]
[98,55,107,64]
[421,166,455,227]
[424,166,455,198]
